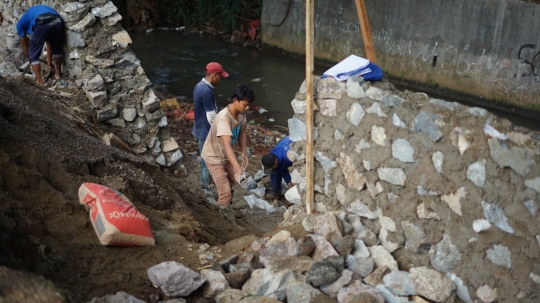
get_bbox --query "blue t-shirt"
[16,5,61,38]
[271,136,294,184]
[192,80,218,140]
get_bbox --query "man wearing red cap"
[192,62,229,197]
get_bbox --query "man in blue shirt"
[16,5,64,86]
[192,62,229,195]
[261,136,296,199]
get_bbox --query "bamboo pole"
[354,0,377,63]
[305,0,315,214]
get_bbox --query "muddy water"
[130,31,540,131]
[130,31,326,126]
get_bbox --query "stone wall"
[283,76,540,301]
[261,0,540,111]
[0,0,182,167]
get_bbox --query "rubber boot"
[220,205,244,230]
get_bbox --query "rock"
[431,151,444,173]
[383,271,416,296]
[377,209,396,232]
[445,273,472,303]
[347,77,366,98]
[353,239,370,258]
[115,51,141,68]
[68,13,96,32]
[346,255,374,277]
[130,117,147,130]
[379,228,399,253]
[363,160,372,171]
[315,152,337,174]
[377,168,406,186]
[97,291,145,303]
[311,234,339,262]
[200,269,229,298]
[347,102,366,126]
[286,281,323,303]
[101,12,122,26]
[366,102,387,117]
[96,104,117,122]
[347,200,377,219]
[486,244,511,269]
[337,152,366,190]
[240,176,257,190]
[401,221,426,252]
[215,289,249,303]
[467,107,487,117]
[112,30,132,48]
[467,159,486,188]
[160,138,179,153]
[224,270,249,289]
[91,1,118,18]
[441,187,467,216]
[85,74,104,91]
[392,113,408,129]
[392,138,415,162]
[320,269,353,297]
[368,246,398,272]
[429,98,458,110]
[163,150,183,167]
[366,181,383,199]
[374,285,410,303]
[318,99,337,116]
[488,138,535,177]
[238,297,281,303]
[523,200,537,216]
[387,192,398,203]
[476,285,497,303]
[450,127,471,155]
[529,272,540,284]
[146,261,206,297]
[366,87,384,101]
[291,99,306,114]
[143,89,160,113]
[417,203,441,220]
[355,139,371,154]
[242,268,300,301]
[417,186,437,196]
[338,280,384,303]
[284,186,302,205]
[409,267,455,302]
[318,78,345,99]
[507,132,532,146]
[371,125,386,146]
[244,195,275,214]
[85,56,115,68]
[525,177,540,193]
[333,235,354,256]
[62,2,85,13]
[158,116,168,127]
[0,62,18,76]
[123,108,137,122]
[364,266,389,286]
[334,129,345,140]
[380,95,403,107]
[288,116,318,142]
[107,118,125,127]
[412,112,443,142]
[265,256,314,274]
[472,219,491,232]
[482,201,514,234]
[429,234,462,273]
[314,212,344,246]
[66,30,85,48]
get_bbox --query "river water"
[130,31,539,130]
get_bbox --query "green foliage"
[161,0,262,32]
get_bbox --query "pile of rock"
[0,0,182,167]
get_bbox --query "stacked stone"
[281,77,540,302]
[0,0,182,167]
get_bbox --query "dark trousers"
[270,169,283,196]
[29,20,64,64]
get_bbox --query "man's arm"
[20,36,29,60]
[238,124,248,168]
[220,135,245,182]
[201,92,217,124]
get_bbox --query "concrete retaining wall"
[261,0,540,110]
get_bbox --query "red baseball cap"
[205,62,229,78]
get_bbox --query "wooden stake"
[354,0,377,63]
[305,0,315,214]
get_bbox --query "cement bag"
[78,182,155,246]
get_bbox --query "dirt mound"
[0,77,285,302]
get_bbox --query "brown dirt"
[0,76,294,302]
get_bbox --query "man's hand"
[234,164,246,183]
[289,181,295,188]
[241,152,249,168]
